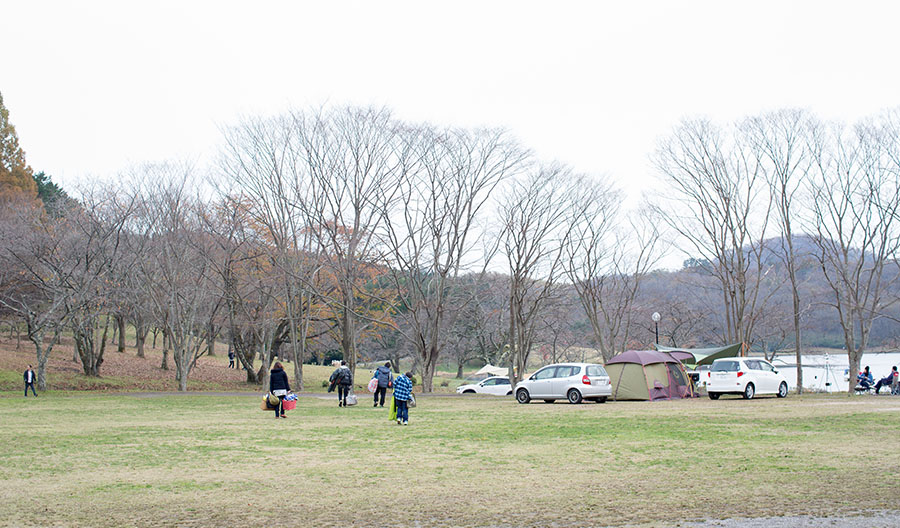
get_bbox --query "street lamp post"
[651,312,661,345]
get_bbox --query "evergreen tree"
[33,171,74,214]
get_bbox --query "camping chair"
[891,376,900,396]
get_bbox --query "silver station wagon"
[515,363,612,404]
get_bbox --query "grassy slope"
[0,334,468,394]
[0,393,898,527]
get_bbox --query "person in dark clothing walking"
[269,362,291,418]
[330,360,353,407]
[372,362,393,407]
[24,365,37,397]
[228,349,235,369]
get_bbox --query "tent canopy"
[655,343,742,366]
[606,349,679,366]
[605,350,695,401]
[474,364,508,377]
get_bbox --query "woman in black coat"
[269,362,291,418]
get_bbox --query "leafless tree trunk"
[135,163,219,390]
[501,165,583,385]
[745,109,815,393]
[380,126,527,391]
[653,118,775,350]
[0,199,72,390]
[565,176,662,360]
[291,107,401,379]
[807,116,900,393]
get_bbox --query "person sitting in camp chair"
[855,366,874,393]
[874,366,898,395]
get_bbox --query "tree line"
[2,95,900,394]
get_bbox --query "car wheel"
[543,399,555,403]
[463,390,475,394]
[777,382,788,398]
[742,383,755,400]
[567,389,583,404]
[708,392,720,400]
[516,389,531,404]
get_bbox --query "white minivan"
[706,358,789,400]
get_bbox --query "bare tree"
[292,107,401,377]
[63,187,136,377]
[654,118,775,349]
[745,109,815,392]
[500,165,583,385]
[137,165,220,391]
[0,198,71,389]
[565,180,664,360]
[219,114,324,389]
[807,117,900,393]
[380,126,527,391]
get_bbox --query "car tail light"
[582,375,591,385]
[737,371,744,378]
[707,372,711,378]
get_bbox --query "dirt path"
[674,511,900,527]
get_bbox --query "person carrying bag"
[269,362,291,419]
[392,372,414,425]
[372,362,393,408]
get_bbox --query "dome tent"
[606,350,695,401]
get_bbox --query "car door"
[528,367,557,398]
[551,365,579,396]
[480,378,508,395]
[758,360,780,393]
[490,377,512,395]
[477,378,497,394]
[744,360,767,392]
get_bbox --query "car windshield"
[586,365,608,377]
[712,360,740,372]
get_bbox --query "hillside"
[0,333,466,394]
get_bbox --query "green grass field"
[1,393,899,527]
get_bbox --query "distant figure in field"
[874,366,898,395]
[269,362,291,419]
[857,366,874,390]
[372,362,393,407]
[392,372,414,425]
[228,349,235,369]
[330,360,353,407]
[24,365,37,397]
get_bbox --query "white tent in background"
[474,364,508,377]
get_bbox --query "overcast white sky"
[4,1,900,213]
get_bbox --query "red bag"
[282,399,297,411]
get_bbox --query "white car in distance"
[706,358,789,400]
[456,376,513,396]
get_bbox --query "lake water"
[772,352,900,392]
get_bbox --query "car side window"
[760,361,775,372]
[482,378,497,386]
[745,360,761,370]
[497,378,510,385]
[556,366,576,378]
[534,367,557,380]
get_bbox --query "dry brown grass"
[1,392,899,527]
